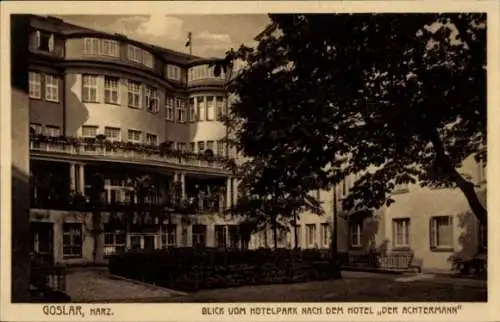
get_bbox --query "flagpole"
[186,32,192,55]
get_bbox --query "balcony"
[29,134,231,174]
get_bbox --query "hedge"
[108,248,343,291]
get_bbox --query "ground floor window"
[306,224,317,248]
[430,216,453,250]
[192,225,206,247]
[104,231,126,257]
[215,225,227,248]
[63,223,82,258]
[31,222,53,263]
[161,224,177,248]
[392,218,410,248]
[320,223,329,248]
[228,225,240,248]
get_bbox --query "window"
[104,127,120,141]
[63,223,82,258]
[206,140,214,152]
[44,74,59,102]
[127,80,142,108]
[192,225,206,247]
[81,125,98,138]
[142,51,154,68]
[82,75,98,102]
[188,98,196,122]
[127,45,142,64]
[128,129,142,143]
[228,225,240,248]
[430,216,453,250]
[197,97,205,121]
[29,72,42,99]
[216,96,225,119]
[104,232,126,257]
[320,223,329,248]
[84,38,119,57]
[215,225,227,248]
[104,77,119,104]
[350,221,362,247]
[175,98,185,122]
[177,142,187,152]
[145,86,159,113]
[166,65,181,80]
[206,97,215,121]
[162,224,177,248]
[146,133,158,146]
[305,224,316,247]
[34,31,54,52]
[189,142,196,153]
[198,141,205,153]
[217,140,225,156]
[30,123,43,135]
[165,97,174,121]
[101,39,119,57]
[130,235,141,250]
[393,218,410,248]
[45,125,61,137]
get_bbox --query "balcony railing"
[30,135,230,172]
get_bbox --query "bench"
[343,250,422,274]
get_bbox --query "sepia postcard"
[1,1,499,321]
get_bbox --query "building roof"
[254,22,277,41]
[29,15,207,65]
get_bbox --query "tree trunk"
[429,129,487,224]
[272,216,278,250]
[293,210,299,250]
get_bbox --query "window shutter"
[35,30,41,48]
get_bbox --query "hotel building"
[22,15,486,273]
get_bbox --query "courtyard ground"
[66,267,486,303]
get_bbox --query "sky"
[57,14,271,58]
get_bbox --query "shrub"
[109,248,341,291]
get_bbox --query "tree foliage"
[220,13,486,224]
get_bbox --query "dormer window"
[34,30,54,53]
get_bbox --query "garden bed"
[108,248,342,292]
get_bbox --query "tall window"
[192,225,206,247]
[177,142,187,152]
[127,80,141,108]
[128,129,142,143]
[197,141,205,153]
[216,96,225,120]
[306,224,316,247]
[81,125,98,138]
[162,224,177,248]
[189,142,196,153]
[430,216,453,250]
[197,97,205,121]
[127,45,142,64]
[393,218,410,248]
[320,223,329,248]
[145,86,159,113]
[82,75,98,102]
[350,221,362,247]
[188,98,196,122]
[104,77,119,104]
[228,225,240,249]
[206,97,215,121]
[215,225,226,248]
[44,74,59,102]
[45,125,61,137]
[165,97,174,121]
[166,65,181,80]
[29,72,42,99]
[217,140,225,156]
[206,141,214,152]
[104,231,126,257]
[104,127,120,141]
[175,98,185,122]
[146,133,158,145]
[63,223,82,258]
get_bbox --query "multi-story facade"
[26,15,242,265]
[24,16,486,272]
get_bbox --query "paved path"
[66,267,186,302]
